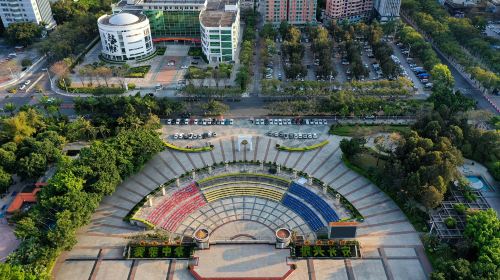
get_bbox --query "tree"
[0,147,16,173]
[51,0,82,24]
[202,100,229,116]
[96,66,112,87]
[0,166,12,194]
[3,102,17,116]
[431,64,454,92]
[0,111,37,143]
[18,152,47,178]
[5,22,42,46]
[0,263,38,280]
[464,209,500,249]
[0,60,21,77]
[340,137,366,159]
[421,185,443,210]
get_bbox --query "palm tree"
[3,102,17,116]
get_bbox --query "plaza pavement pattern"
[53,126,432,279]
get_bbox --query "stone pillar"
[191,169,196,180]
[208,166,212,174]
[322,185,327,194]
[162,185,166,196]
[293,170,298,179]
[335,193,341,206]
[308,177,312,185]
[176,178,180,187]
[277,165,281,174]
[148,195,153,207]
[260,162,264,171]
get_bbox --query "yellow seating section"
[203,184,285,203]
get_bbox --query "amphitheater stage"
[191,244,293,279]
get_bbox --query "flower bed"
[277,140,329,152]
[164,141,213,152]
[126,244,195,259]
[125,65,151,78]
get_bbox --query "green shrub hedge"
[126,65,151,78]
[156,47,166,56]
[164,141,213,152]
[277,140,329,152]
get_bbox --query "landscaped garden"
[329,124,410,137]
[276,140,329,152]
[125,65,151,78]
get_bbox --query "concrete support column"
[147,195,153,207]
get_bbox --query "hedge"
[163,141,213,152]
[125,65,151,78]
[277,140,329,152]
[130,217,155,229]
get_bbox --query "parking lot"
[262,32,429,97]
[161,118,331,148]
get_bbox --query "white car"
[174,133,179,139]
[167,119,172,125]
[194,119,198,125]
[19,84,26,90]
[298,134,302,139]
[24,80,31,85]
[181,65,189,69]
[178,133,184,139]
[229,119,234,125]
[313,133,318,139]
[308,133,313,139]
[176,119,181,125]
[278,119,283,125]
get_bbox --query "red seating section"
[161,193,207,231]
[146,183,200,225]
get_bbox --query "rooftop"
[200,0,238,27]
[98,12,147,26]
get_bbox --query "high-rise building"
[373,0,400,21]
[0,0,56,29]
[325,0,372,22]
[200,0,240,63]
[265,0,317,25]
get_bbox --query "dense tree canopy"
[5,22,42,46]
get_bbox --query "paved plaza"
[53,123,432,279]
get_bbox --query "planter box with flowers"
[291,240,361,259]
[126,241,195,259]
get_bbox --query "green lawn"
[329,124,410,137]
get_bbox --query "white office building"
[97,12,155,61]
[0,0,56,29]
[199,0,240,63]
[373,0,401,21]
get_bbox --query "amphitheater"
[53,123,432,280]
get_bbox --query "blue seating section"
[282,194,324,231]
[288,182,340,222]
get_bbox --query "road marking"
[25,73,45,93]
